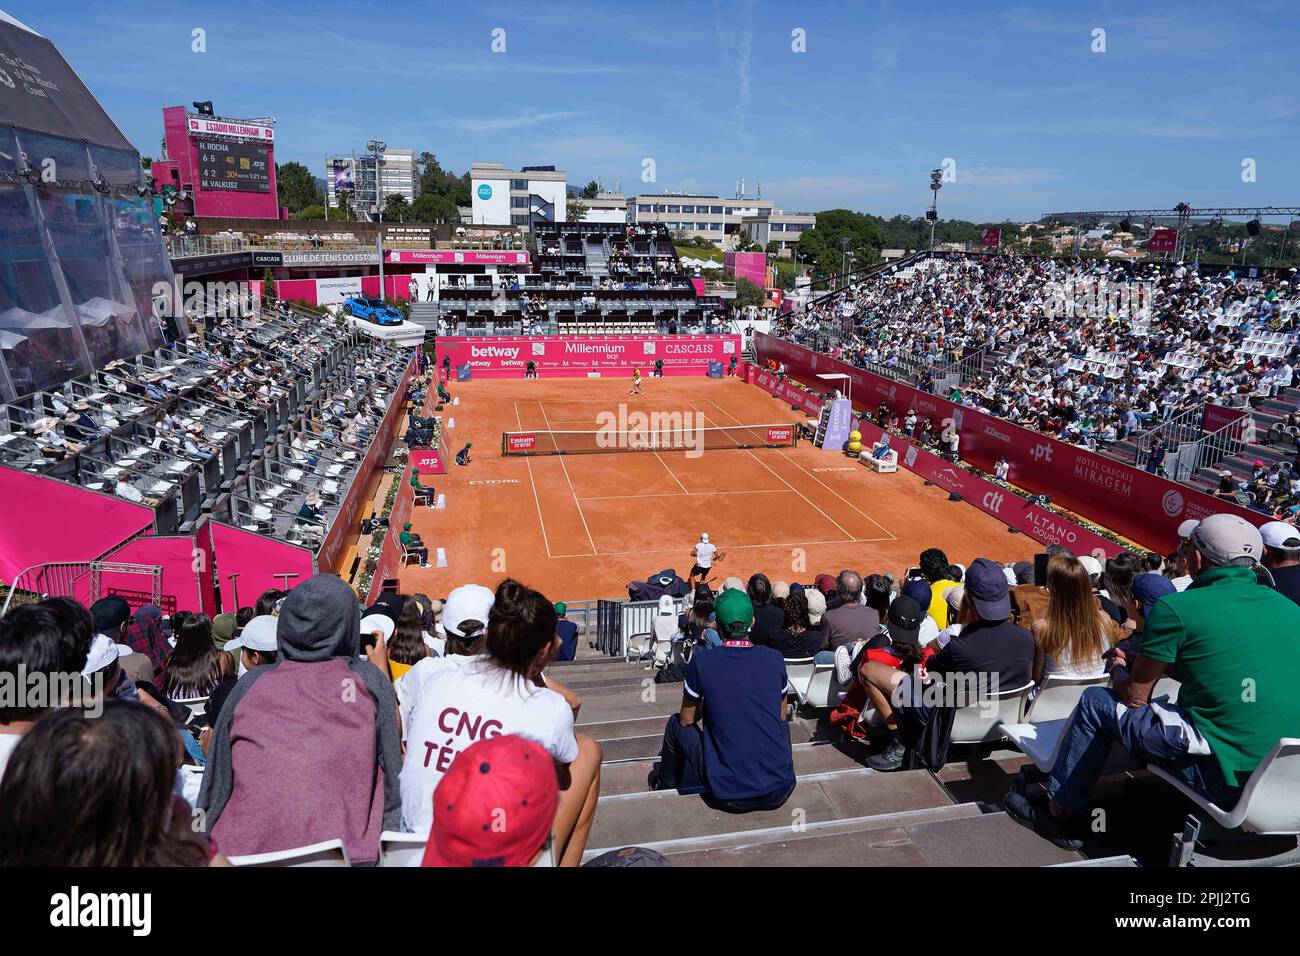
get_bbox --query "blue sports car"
[343,296,402,325]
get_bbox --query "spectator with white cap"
[223,615,280,678]
[1007,513,1300,849]
[1260,520,1300,605]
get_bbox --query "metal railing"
[1130,404,1211,468]
[1148,415,1253,483]
[1,560,163,616]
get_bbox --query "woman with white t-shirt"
[1029,555,1114,685]
[398,580,602,867]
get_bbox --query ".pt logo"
[1030,443,1054,463]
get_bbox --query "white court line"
[549,537,894,559]
[537,400,597,555]
[689,400,856,543]
[654,452,690,494]
[580,488,790,501]
[701,396,896,541]
[514,401,553,559]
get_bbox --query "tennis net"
[501,422,799,456]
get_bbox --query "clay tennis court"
[399,375,1034,600]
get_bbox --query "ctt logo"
[1161,489,1185,517]
[1030,443,1054,463]
[982,491,1005,513]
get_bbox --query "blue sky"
[14,0,1300,221]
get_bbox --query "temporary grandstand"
[431,222,727,337]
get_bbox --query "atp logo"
[0,69,13,90]
[982,491,1005,513]
[1161,490,1185,518]
[904,446,918,468]
[1030,443,1054,463]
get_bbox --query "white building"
[578,192,627,224]
[626,192,815,252]
[325,147,419,213]
[470,162,567,227]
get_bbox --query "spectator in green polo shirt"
[1006,513,1300,850]
[409,468,434,506]
[399,523,430,569]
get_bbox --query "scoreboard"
[197,138,271,193]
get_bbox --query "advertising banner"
[209,522,315,609]
[1148,228,1177,253]
[981,228,1001,247]
[186,116,275,141]
[748,366,1123,557]
[435,335,740,379]
[754,333,1262,551]
[1201,403,1249,436]
[385,250,530,266]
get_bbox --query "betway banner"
[436,335,740,379]
[754,333,1263,551]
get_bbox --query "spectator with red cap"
[422,735,558,867]
[399,579,601,866]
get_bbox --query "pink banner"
[385,250,530,265]
[754,333,1264,552]
[99,536,217,615]
[981,228,1001,247]
[436,335,740,379]
[410,448,446,475]
[0,469,155,585]
[209,521,316,611]
[725,251,767,287]
[1202,403,1248,436]
[748,369,1121,556]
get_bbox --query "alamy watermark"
[594,404,707,458]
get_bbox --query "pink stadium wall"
[0,469,155,585]
[754,334,1263,552]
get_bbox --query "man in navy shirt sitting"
[648,588,796,812]
[553,602,579,662]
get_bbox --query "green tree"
[411,192,460,222]
[580,180,600,199]
[383,193,411,221]
[566,197,589,222]
[734,234,761,253]
[734,276,766,309]
[294,204,327,221]
[276,161,324,213]
[795,209,885,281]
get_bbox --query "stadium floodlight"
[927,169,943,252]
[192,100,215,116]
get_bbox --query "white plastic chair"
[379,830,428,867]
[783,657,817,701]
[1150,738,1300,836]
[227,838,350,867]
[797,662,849,710]
[949,678,1035,745]
[1021,673,1110,724]
[175,696,209,722]
[624,631,653,664]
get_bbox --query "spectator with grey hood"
[197,574,402,864]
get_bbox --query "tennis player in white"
[689,532,718,588]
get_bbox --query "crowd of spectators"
[776,255,1299,452]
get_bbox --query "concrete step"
[597,740,870,795]
[587,766,954,851]
[656,807,1081,867]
